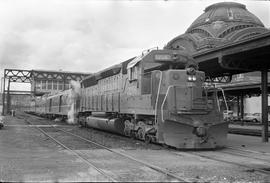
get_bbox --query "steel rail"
[55,127,193,182]
[22,113,192,182]
[227,146,270,156]
[24,119,117,182]
[20,113,270,177]
[170,150,270,175]
[216,149,270,164]
[191,152,270,175]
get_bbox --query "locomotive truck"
[28,48,228,149]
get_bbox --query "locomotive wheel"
[144,134,151,144]
[124,129,130,136]
[138,128,144,140]
[162,144,169,149]
[130,131,136,139]
[124,120,131,136]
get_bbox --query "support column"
[63,74,66,91]
[261,69,268,142]
[6,79,11,114]
[240,93,244,125]
[237,95,240,119]
[1,76,6,115]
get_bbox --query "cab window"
[128,66,138,81]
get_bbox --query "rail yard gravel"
[0,112,269,182]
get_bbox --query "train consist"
[28,48,228,149]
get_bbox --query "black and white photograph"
[0,0,270,182]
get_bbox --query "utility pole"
[261,69,269,142]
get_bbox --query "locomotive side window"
[128,66,138,81]
[141,72,151,94]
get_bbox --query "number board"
[154,54,172,61]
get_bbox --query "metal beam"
[6,90,32,93]
[261,69,269,142]
[4,69,32,83]
[194,32,270,78]
[194,32,270,61]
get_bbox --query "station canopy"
[164,2,270,79]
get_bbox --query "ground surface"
[0,112,270,182]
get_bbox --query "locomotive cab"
[136,50,228,149]
[149,67,228,149]
[160,69,207,115]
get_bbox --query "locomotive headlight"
[188,75,196,81]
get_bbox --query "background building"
[31,70,90,96]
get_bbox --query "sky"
[0,0,269,91]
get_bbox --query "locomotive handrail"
[204,84,228,112]
[142,47,158,56]
[217,87,229,111]
[154,71,163,125]
[161,85,174,122]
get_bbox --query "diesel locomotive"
[28,48,228,149]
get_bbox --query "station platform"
[230,124,270,131]
[228,124,270,153]
[229,123,270,137]
[227,133,270,154]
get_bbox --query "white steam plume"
[67,80,81,124]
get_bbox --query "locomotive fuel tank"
[85,116,125,135]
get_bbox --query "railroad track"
[24,118,117,182]
[19,112,270,180]
[222,149,270,164]
[192,152,270,175]
[169,148,270,176]
[227,146,270,156]
[21,114,196,182]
